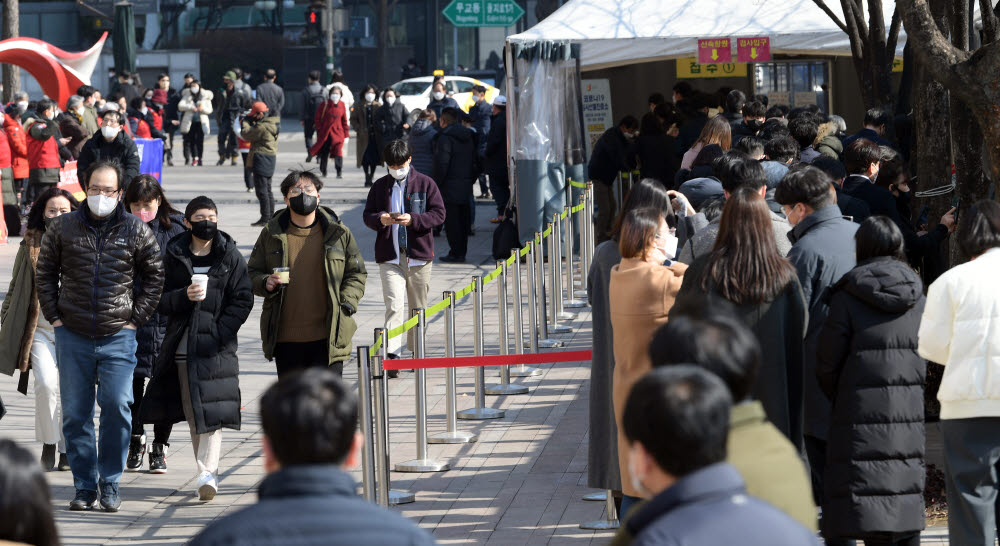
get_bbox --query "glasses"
[287,187,318,197]
[86,187,119,197]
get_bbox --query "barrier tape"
[572,202,585,213]
[567,179,588,189]
[383,349,593,371]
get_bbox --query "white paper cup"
[273,267,290,284]
[191,274,209,301]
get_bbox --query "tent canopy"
[507,0,905,70]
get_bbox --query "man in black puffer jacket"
[434,107,478,263]
[77,110,141,188]
[36,159,164,513]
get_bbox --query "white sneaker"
[196,471,218,501]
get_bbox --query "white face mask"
[628,446,652,498]
[101,126,119,139]
[139,106,148,115]
[365,93,376,103]
[385,96,396,106]
[190,86,200,94]
[389,165,410,181]
[432,91,445,101]
[76,106,86,116]
[87,194,118,217]
[16,101,28,112]
[654,230,678,261]
[331,94,341,105]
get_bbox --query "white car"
[390,76,499,114]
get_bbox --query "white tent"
[507,0,904,70]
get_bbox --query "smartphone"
[389,212,401,220]
[952,196,961,225]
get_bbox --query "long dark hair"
[700,187,795,304]
[124,175,182,228]
[0,439,60,546]
[26,186,80,232]
[957,199,1000,260]
[856,216,905,262]
[611,178,674,241]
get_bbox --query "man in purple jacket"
[363,139,446,368]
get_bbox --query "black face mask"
[289,193,318,216]
[191,220,218,241]
[745,119,764,133]
[896,190,913,207]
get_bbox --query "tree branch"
[840,0,865,59]
[981,0,1000,44]
[812,0,848,33]
[887,5,902,60]
[868,0,887,48]
[897,0,978,106]
[848,0,869,38]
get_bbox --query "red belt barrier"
[383,350,592,371]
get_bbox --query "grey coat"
[586,241,622,490]
[679,210,792,264]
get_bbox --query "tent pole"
[504,41,519,241]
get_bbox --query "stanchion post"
[577,195,590,297]
[371,329,414,505]
[429,291,478,444]
[357,346,376,503]
[510,247,540,377]
[396,310,450,472]
[550,215,574,328]
[535,232,565,347]
[487,260,528,395]
[579,489,620,530]
[615,172,623,214]
[457,277,505,420]
[564,205,587,308]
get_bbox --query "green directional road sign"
[443,0,525,27]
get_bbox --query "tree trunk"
[2,0,19,103]
[376,0,389,84]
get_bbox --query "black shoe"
[251,218,268,227]
[305,154,313,163]
[231,158,238,166]
[439,254,465,264]
[41,443,56,471]
[216,157,226,166]
[57,453,71,471]
[126,434,146,471]
[99,482,121,512]
[184,158,191,166]
[69,489,98,511]
[149,443,168,474]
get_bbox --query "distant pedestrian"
[24,99,67,204]
[0,111,18,234]
[469,85,492,200]
[255,68,285,119]
[375,88,409,163]
[248,171,367,378]
[5,108,30,211]
[58,95,91,159]
[241,101,280,226]
[426,80,459,124]
[350,84,382,187]
[141,196,253,502]
[154,73,180,166]
[188,369,436,545]
[76,85,101,135]
[407,109,436,178]
[434,107,478,263]
[216,71,250,166]
[179,80,213,167]
[309,87,349,179]
[587,116,639,244]
[483,95,510,222]
[300,70,325,159]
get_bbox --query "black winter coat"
[141,231,253,434]
[484,112,508,180]
[374,101,409,160]
[637,132,677,187]
[816,257,926,538]
[434,123,478,205]
[134,214,187,378]
[77,130,141,188]
[587,127,636,186]
[36,204,164,339]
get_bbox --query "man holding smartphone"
[363,139,446,367]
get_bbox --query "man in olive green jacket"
[248,171,367,377]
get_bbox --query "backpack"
[308,86,325,118]
[492,206,521,261]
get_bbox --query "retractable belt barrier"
[383,350,593,371]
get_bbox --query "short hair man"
[620,366,819,545]
[644,311,817,531]
[483,95,510,221]
[468,84,492,200]
[75,85,101,134]
[434,107,480,263]
[248,171,367,378]
[735,135,765,160]
[217,70,251,166]
[76,109,141,189]
[671,81,693,105]
[189,369,436,545]
[59,95,90,160]
[648,92,666,112]
[23,98,70,204]
[774,165,858,507]
[256,68,285,119]
[789,117,821,164]
[723,89,746,125]
[35,160,164,512]
[426,80,459,125]
[843,107,894,149]
[732,100,766,144]
[587,115,639,244]
[812,155,870,223]
[363,139,445,368]
[760,135,799,211]
[301,70,325,154]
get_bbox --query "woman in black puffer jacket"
[816,216,926,546]
[124,175,187,473]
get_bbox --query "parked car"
[390,76,499,113]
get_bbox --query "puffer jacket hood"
[410,118,434,136]
[837,257,922,314]
[813,121,840,146]
[441,122,473,143]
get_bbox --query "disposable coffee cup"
[191,274,209,301]
[273,267,290,284]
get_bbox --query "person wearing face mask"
[608,206,687,519]
[24,99,71,205]
[350,84,382,187]
[140,195,253,502]
[58,95,91,160]
[241,101,281,226]
[0,109,18,236]
[5,107,30,213]
[217,71,251,166]
[308,89,349,179]
[363,139,445,367]
[730,100,766,146]
[76,110,141,190]
[75,85,101,135]
[616,367,820,544]
[300,71,326,159]
[35,160,164,512]
[122,176,185,474]
[468,85,492,200]
[425,81,459,125]
[248,170,367,379]
[587,115,640,244]
[434,107,478,263]
[374,89,409,165]
[255,68,285,120]
[0,187,80,473]
[178,80,214,167]
[127,97,166,141]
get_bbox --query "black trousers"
[478,173,489,195]
[241,152,252,189]
[489,173,511,216]
[444,202,471,259]
[253,172,274,220]
[274,340,342,378]
[318,140,343,177]
[129,376,173,444]
[184,123,205,160]
[303,119,316,150]
[217,121,237,158]
[806,435,857,546]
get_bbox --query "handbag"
[492,205,521,261]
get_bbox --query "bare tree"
[2,0,19,102]
[812,0,901,109]
[368,0,399,85]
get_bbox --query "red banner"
[698,38,731,64]
[58,160,85,202]
[737,36,771,62]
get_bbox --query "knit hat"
[151,89,168,105]
[224,71,237,81]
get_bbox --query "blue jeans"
[56,326,138,492]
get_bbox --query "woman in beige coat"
[610,205,686,520]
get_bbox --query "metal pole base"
[574,289,588,298]
[557,311,576,320]
[456,407,506,420]
[387,489,415,505]
[395,459,451,472]
[535,338,565,348]
[485,383,529,396]
[428,431,478,444]
[583,491,607,501]
[564,299,588,308]
[510,365,541,377]
[550,323,573,334]
[579,519,620,530]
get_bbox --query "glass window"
[451,79,476,93]
[392,81,430,96]
[753,60,829,112]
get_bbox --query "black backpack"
[492,206,521,261]
[308,87,325,118]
